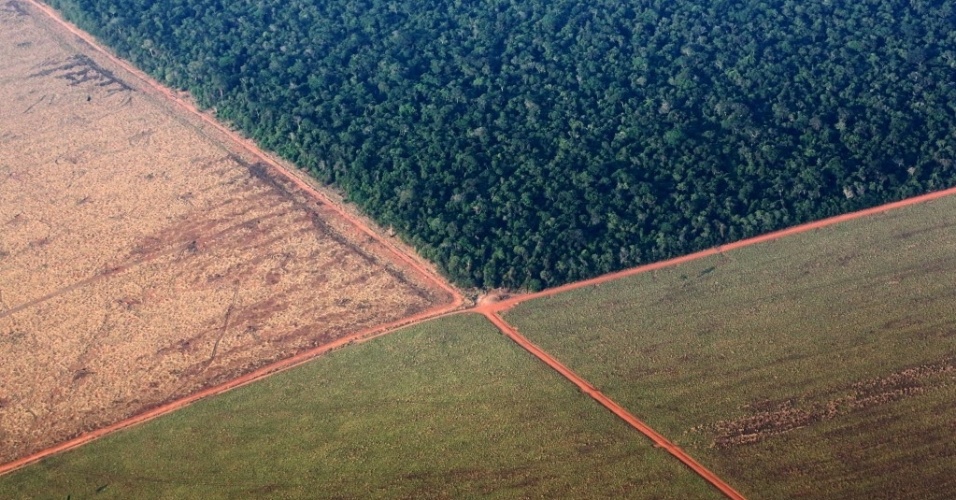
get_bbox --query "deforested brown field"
[0,0,453,465]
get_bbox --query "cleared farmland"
[0,315,720,498]
[505,194,956,499]
[0,2,451,465]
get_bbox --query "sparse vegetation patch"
[506,195,956,498]
[708,357,956,448]
[0,4,448,465]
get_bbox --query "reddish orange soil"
[487,184,956,313]
[471,185,956,500]
[19,0,461,309]
[0,0,463,474]
[475,305,746,500]
[0,308,457,476]
[7,0,956,497]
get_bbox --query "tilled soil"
[709,357,956,448]
[0,0,449,464]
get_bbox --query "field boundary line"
[470,185,956,500]
[21,0,462,309]
[477,309,746,500]
[0,302,455,477]
[0,0,464,477]
[9,0,956,489]
[489,185,956,311]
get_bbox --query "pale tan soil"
[0,1,450,464]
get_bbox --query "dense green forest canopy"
[47,0,956,289]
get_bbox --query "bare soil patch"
[708,357,956,448]
[0,1,451,465]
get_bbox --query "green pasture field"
[505,195,956,499]
[0,314,718,499]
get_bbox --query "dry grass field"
[0,0,451,465]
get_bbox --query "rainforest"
[47,0,956,289]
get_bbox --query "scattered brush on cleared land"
[505,195,956,499]
[0,3,449,465]
[0,315,719,498]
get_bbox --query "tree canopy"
[49,0,956,289]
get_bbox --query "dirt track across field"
[17,0,461,307]
[469,184,956,500]
[6,0,956,497]
[477,308,746,499]
[0,0,461,471]
[484,184,956,314]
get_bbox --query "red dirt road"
[19,0,462,310]
[478,307,746,500]
[0,0,463,477]
[471,185,956,500]
[0,301,455,476]
[10,1,956,497]
[488,184,956,313]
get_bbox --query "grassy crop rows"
[506,195,956,499]
[0,315,719,498]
